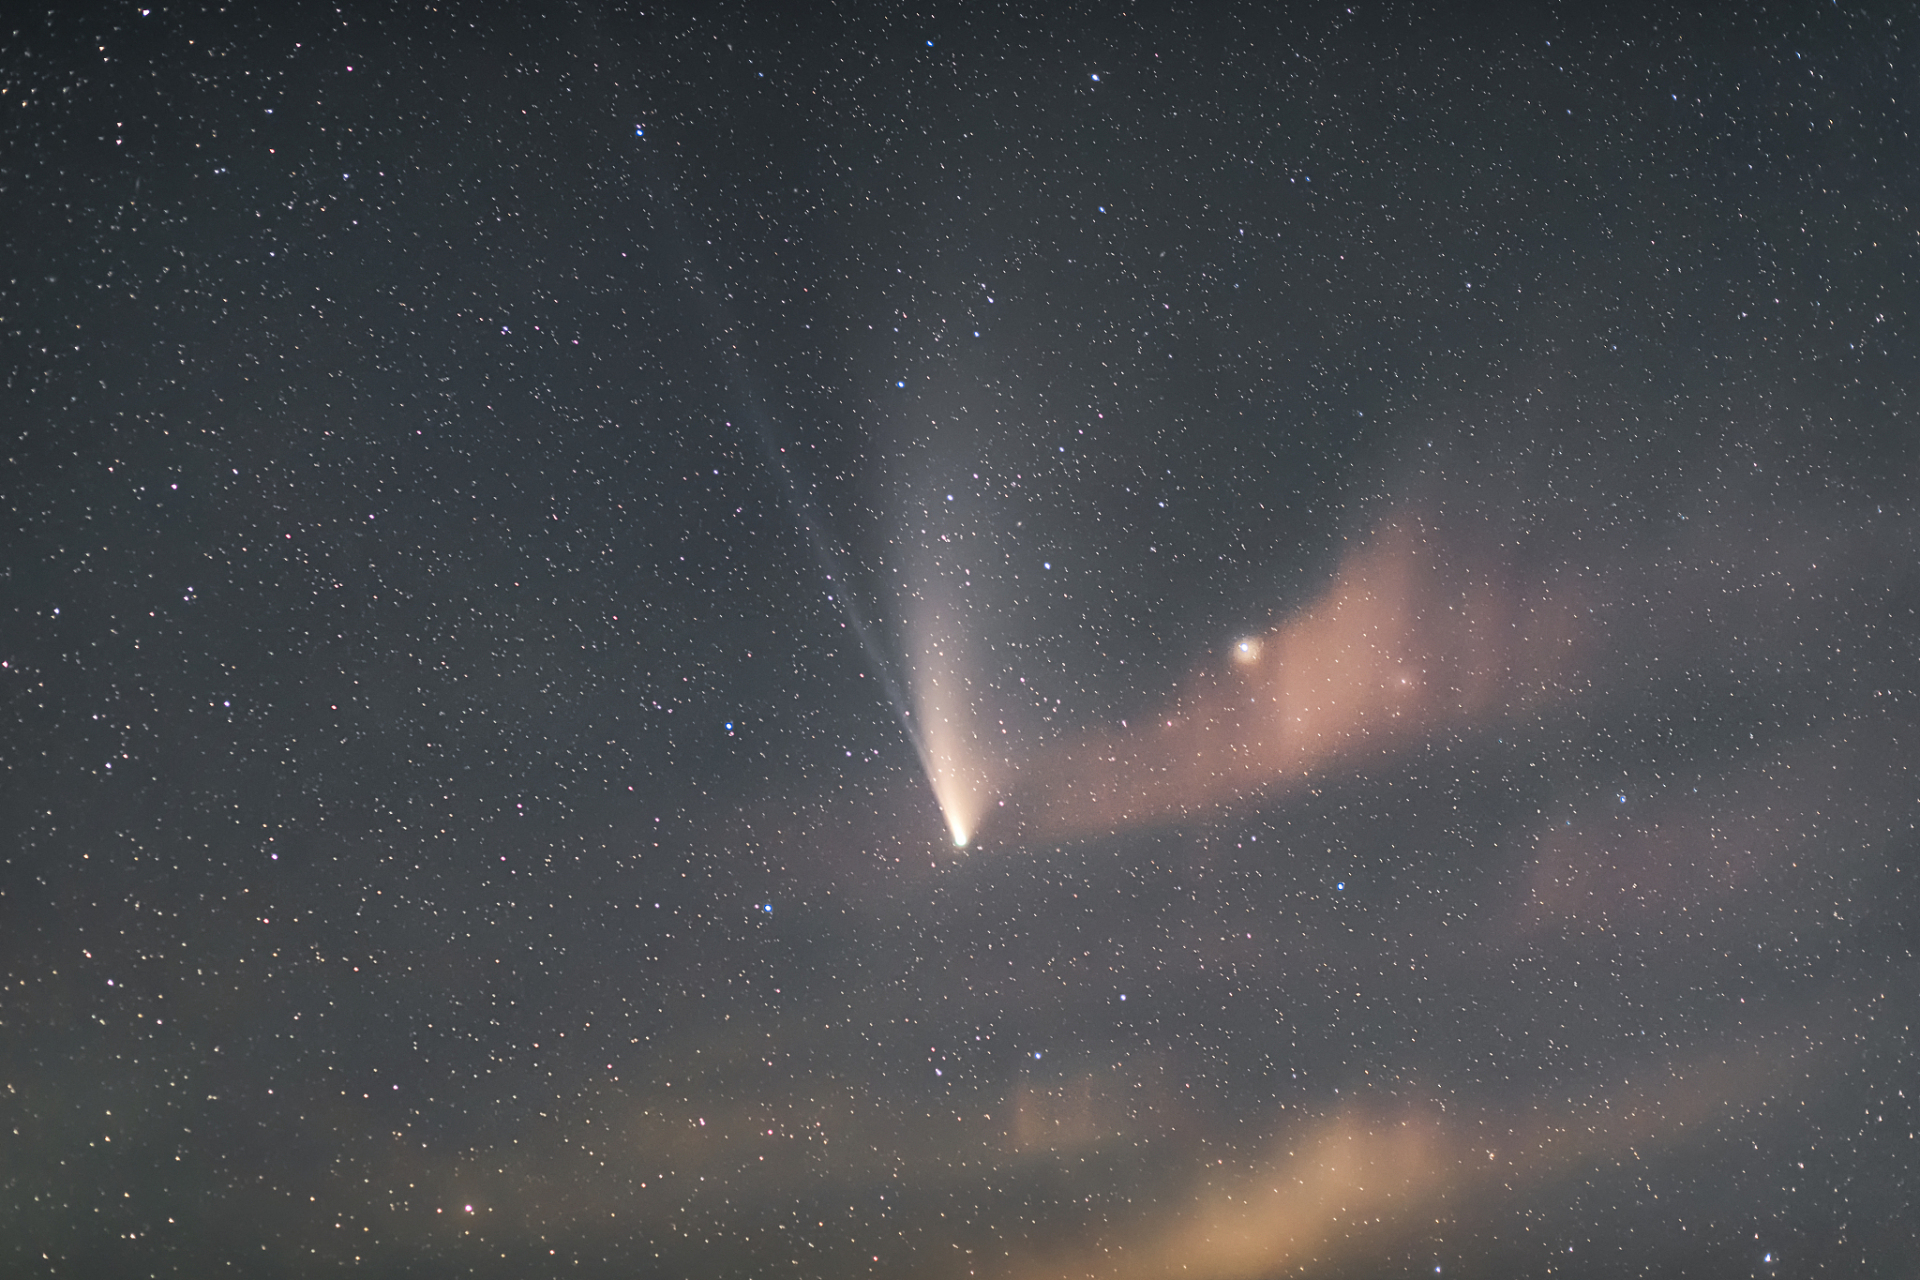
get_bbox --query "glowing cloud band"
[995,511,1589,842]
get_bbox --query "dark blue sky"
[5,2,1917,1276]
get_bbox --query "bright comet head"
[906,592,995,855]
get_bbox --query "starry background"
[5,1,1920,1277]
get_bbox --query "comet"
[906,583,994,848]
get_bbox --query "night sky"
[6,2,1920,1277]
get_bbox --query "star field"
[4,2,1919,1278]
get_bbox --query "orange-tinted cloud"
[1002,993,1857,1280]
[996,511,1589,842]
